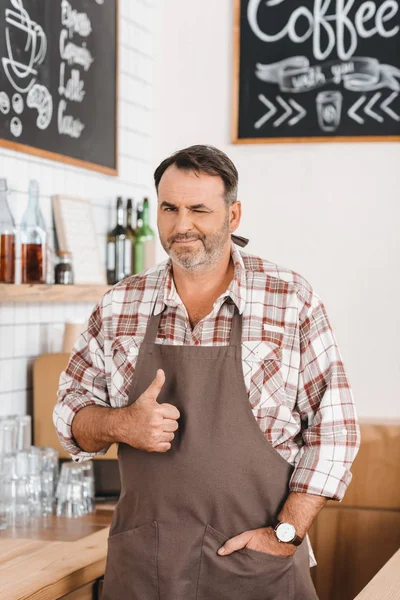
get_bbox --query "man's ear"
[230,200,242,232]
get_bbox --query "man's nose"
[174,210,194,233]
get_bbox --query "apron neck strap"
[229,304,242,347]
[143,306,164,345]
[143,302,242,347]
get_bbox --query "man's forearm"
[277,492,327,539]
[71,405,124,453]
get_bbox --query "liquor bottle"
[20,180,47,284]
[124,198,136,277]
[0,178,16,283]
[106,197,127,285]
[134,197,156,274]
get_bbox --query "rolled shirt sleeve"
[53,301,112,463]
[289,296,361,501]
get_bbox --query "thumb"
[142,369,165,402]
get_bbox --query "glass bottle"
[20,180,47,284]
[55,251,74,285]
[134,197,155,274]
[124,198,136,277]
[0,178,16,284]
[106,197,126,285]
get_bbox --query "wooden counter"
[354,548,400,600]
[0,504,114,600]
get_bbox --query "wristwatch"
[273,521,303,546]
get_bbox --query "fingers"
[217,531,252,556]
[160,403,180,420]
[162,418,179,432]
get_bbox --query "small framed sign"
[233,0,400,143]
[53,195,106,285]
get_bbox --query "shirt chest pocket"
[110,336,141,404]
[242,338,286,411]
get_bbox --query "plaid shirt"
[54,241,360,503]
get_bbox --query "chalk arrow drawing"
[348,96,366,124]
[348,93,400,124]
[288,98,307,125]
[254,95,307,129]
[364,93,383,123]
[254,95,277,129]
[381,92,400,122]
[274,96,292,127]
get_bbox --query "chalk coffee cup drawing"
[316,91,343,132]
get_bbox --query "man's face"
[157,165,235,272]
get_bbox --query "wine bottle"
[124,198,136,277]
[0,178,16,284]
[20,180,47,284]
[107,197,127,284]
[134,197,155,274]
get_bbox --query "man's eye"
[164,207,176,212]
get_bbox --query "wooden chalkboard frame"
[0,0,119,175]
[232,0,400,145]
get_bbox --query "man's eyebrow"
[159,201,212,210]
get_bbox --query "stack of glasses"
[0,415,95,530]
[55,461,95,518]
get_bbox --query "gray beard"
[161,213,231,273]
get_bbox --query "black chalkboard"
[0,0,118,174]
[233,0,400,143]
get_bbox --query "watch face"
[276,522,296,543]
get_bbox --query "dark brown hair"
[154,145,238,205]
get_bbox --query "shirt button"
[129,347,136,354]
[341,428,347,435]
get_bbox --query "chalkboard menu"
[233,0,400,143]
[0,0,118,174]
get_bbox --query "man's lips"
[172,239,200,244]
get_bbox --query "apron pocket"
[196,524,294,600]
[102,521,160,600]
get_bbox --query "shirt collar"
[153,240,247,316]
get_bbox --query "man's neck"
[171,246,234,302]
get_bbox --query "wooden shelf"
[0,284,111,303]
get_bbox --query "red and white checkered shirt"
[54,241,360,503]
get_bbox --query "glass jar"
[55,251,74,285]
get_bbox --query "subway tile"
[0,358,14,392]
[26,323,41,357]
[39,301,53,324]
[0,326,14,359]
[39,324,50,354]
[13,324,27,358]
[47,324,65,354]
[0,389,27,417]
[27,303,41,324]
[0,304,15,325]
[13,303,28,325]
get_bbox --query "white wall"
[154,0,400,419]
[0,0,157,417]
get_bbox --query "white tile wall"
[0,1,157,417]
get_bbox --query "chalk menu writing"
[234,0,400,142]
[0,0,117,173]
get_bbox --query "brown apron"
[102,302,319,600]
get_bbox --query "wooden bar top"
[0,503,115,600]
[354,548,400,600]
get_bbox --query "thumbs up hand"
[120,369,180,452]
